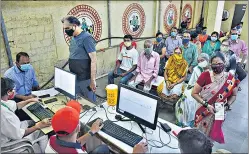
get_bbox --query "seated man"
[1,77,50,153]
[45,104,148,153]
[128,40,160,92]
[108,35,139,85]
[4,52,39,102]
[177,129,213,154]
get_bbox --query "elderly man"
[61,16,97,102]
[165,27,182,58]
[181,32,198,82]
[4,52,39,102]
[229,28,248,65]
[128,40,160,92]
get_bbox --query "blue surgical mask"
[211,36,217,42]
[20,64,31,71]
[182,38,190,44]
[156,37,162,42]
[231,34,238,41]
[171,32,177,37]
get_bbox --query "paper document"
[32,87,59,97]
[215,102,225,120]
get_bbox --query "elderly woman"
[192,52,239,143]
[202,31,221,57]
[175,53,210,127]
[157,47,188,103]
[153,31,166,76]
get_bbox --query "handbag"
[236,63,247,81]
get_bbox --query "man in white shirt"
[1,77,50,153]
[108,35,139,85]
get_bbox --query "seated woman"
[202,31,221,57]
[191,52,239,144]
[157,47,188,103]
[191,32,202,54]
[153,31,166,76]
[175,53,210,128]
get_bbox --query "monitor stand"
[120,118,146,133]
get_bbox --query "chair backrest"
[1,141,35,153]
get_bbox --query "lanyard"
[1,102,13,112]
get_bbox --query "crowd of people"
[1,14,247,153]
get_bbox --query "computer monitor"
[116,84,159,130]
[54,67,76,99]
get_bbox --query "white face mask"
[198,60,208,68]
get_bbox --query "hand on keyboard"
[27,97,39,103]
[90,119,104,134]
[35,118,51,129]
[133,141,148,154]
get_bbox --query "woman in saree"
[191,52,239,144]
[157,47,188,103]
[175,53,210,128]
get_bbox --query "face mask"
[65,29,75,36]
[124,41,131,47]
[8,91,15,100]
[198,61,208,68]
[144,47,152,55]
[211,36,217,42]
[202,31,206,35]
[20,64,31,72]
[220,45,229,52]
[182,38,190,44]
[211,63,225,74]
[156,37,162,42]
[231,34,238,41]
[171,32,177,37]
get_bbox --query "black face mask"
[65,29,75,36]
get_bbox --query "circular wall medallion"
[63,5,102,45]
[164,4,178,33]
[222,10,230,21]
[182,4,193,28]
[122,3,146,38]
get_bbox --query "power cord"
[107,106,116,114]
[100,105,118,122]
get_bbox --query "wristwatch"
[88,131,95,136]
[202,100,208,108]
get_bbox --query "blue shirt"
[165,36,182,55]
[4,65,39,95]
[181,42,198,67]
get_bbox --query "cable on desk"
[157,125,178,149]
[80,110,90,119]
[85,111,97,125]
[101,105,118,122]
[107,106,116,114]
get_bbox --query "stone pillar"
[205,1,225,34]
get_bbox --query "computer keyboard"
[44,98,58,104]
[27,103,54,120]
[88,119,143,147]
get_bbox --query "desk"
[22,94,95,134]
[80,102,181,153]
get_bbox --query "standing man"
[128,40,160,92]
[165,27,182,59]
[181,32,198,82]
[61,16,97,102]
[108,35,139,85]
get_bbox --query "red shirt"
[196,71,212,87]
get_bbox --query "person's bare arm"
[160,47,166,59]
[241,55,247,64]
[77,133,92,146]
[121,65,137,76]
[227,87,238,105]
[24,119,51,137]
[88,52,97,91]
[16,98,38,109]
[191,83,204,104]
[15,94,36,101]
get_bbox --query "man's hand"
[28,97,39,103]
[114,68,118,75]
[91,119,104,134]
[168,83,176,89]
[35,118,51,129]
[120,73,127,77]
[90,80,96,92]
[128,76,136,83]
[145,79,152,88]
[133,142,148,153]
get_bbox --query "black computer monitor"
[116,84,159,130]
[54,67,76,100]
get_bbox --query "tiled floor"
[95,76,248,153]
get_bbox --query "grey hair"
[198,53,210,62]
[144,40,153,47]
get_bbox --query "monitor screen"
[117,84,159,130]
[54,67,76,99]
